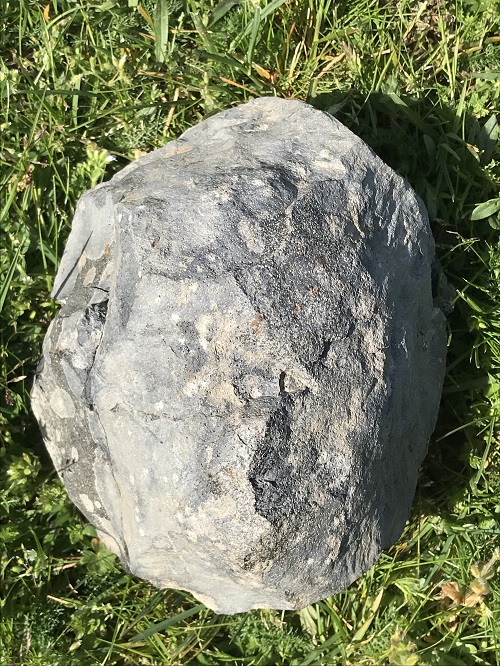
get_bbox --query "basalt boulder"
[31,97,447,614]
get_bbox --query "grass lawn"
[1,0,500,663]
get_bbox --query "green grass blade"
[479,114,498,165]
[0,245,21,314]
[246,6,261,73]
[229,0,288,51]
[124,604,205,644]
[154,0,170,63]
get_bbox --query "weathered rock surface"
[31,97,447,614]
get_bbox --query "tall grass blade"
[0,245,21,315]
[246,6,261,73]
[154,0,170,62]
[124,604,205,644]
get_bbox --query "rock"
[31,97,447,614]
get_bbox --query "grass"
[1,0,500,663]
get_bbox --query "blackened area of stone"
[278,371,286,395]
[81,300,108,338]
[248,401,293,526]
[247,397,324,530]
[312,339,332,370]
[80,301,109,405]
[73,301,109,365]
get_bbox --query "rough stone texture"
[31,97,447,614]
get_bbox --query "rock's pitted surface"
[31,97,447,613]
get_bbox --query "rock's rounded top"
[52,97,427,305]
[32,97,447,614]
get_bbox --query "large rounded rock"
[31,97,447,613]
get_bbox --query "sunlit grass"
[1,0,499,664]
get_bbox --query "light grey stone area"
[31,97,447,614]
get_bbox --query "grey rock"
[31,97,447,614]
